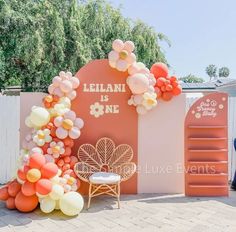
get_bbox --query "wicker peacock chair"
[74,137,136,208]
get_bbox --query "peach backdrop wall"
[138,94,186,193]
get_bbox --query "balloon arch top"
[0,39,182,216]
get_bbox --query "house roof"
[181,78,236,93]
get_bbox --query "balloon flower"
[108,39,136,72]
[150,62,182,101]
[0,70,84,216]
[48,71,80,100]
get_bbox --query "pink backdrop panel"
[138,94,186,193]
[20,92,46,145]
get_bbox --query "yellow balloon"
[59,192,84,216]
[26,168,41,183]
[40,197,56,214]
[29,106,50,127]
[49,184,64,200]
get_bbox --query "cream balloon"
[40,197,56,214]
[29,106,50,127]
[59,192,84,216]
[49,184,64,200]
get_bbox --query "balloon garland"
[108,39,182,114]
[0,71,84,216]
[0,39,182,216]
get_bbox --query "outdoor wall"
[138,94,186,193]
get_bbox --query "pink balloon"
[127,73,149,94]
[44,154,55,163]
[124,41,135,53]
[74,118,84,129]
[52,76,61,87]
[67,90,76,100]
[112,39,124,52]
[64,111,76,121]
[60,80,73,93]
[71,77,80,89]
[116,60,128,72]
[56,127,68,139]
[48,84,55,95]
[54,87,64,97]
[69,127,81,139]
[54,116,63,127]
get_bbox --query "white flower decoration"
[33,129,52,146]
[47,141,65,159]
[90,102,104,118]
[142,92,157,110]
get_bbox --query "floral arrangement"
[108,39,182,114]
[0,71,84,216]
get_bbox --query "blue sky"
[111,0,236,80]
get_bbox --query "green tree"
[205,64,217,81]
[179,74,204,83]
[219,67,230,78]
[0,0,169,91]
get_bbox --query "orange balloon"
[8,181,21,197]
[35,179,52,195]
[62,164,70,172]
[57,159,64,167]
[63,137,74,147]
[29,153,46,169]
[15,191,38,212]
[170,76,177,82]
[6,197,16,209]
[156,77,166,87]
[161,86,166,92]
[172,85,182,96]
[62,147,71,157]
[162,92,173,101]
[166,84,173,92]
[150,62,168,79]
[0,187,9,201]
[70,156,78,168]
[22,181,36,196]
[171,81,179,88]
[41,163,58,179]
[63,156,71,164]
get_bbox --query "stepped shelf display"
[185,93,228,196]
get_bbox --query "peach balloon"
[36,179,52,195]
[29,153,46,169]
[41,163,58,179]
[15,191,38,213]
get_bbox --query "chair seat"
[89,172,121,184]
